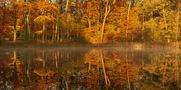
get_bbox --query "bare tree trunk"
[42,22,46,42]
[24,12,31,40]
[100,50,110,90]
[88,18,91,29]
[125,3,132,89]
[13,51,17,64]
[25,0,31,40]
[126,55,131,90]
[27,14,31,40]
[126,2,132,85]
[126,0,131,41]
[65,0,69,13]
[13,19,17,42]
[54,19,58,41]
[142,12,145,41]
[27,54,31,84]
[100,1,111,43]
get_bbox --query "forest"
[0,0,181,90]
[0,0,180,45]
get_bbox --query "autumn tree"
[23,1,32,40]
[140,0,180,43]
[107,0,141,42]
[0,0,180,44]
[81,0,101,44]
[100,0,116,43]
[0,0,11,40]
[34,1,58,42]
[9,1,25,42]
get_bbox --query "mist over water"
[0,48,180,90]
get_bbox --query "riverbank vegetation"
[0,0,180,45]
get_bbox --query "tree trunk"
[13,51,17,64]
[65,0,69,13]
[54,21,58,41]
[126,0,132,41]
[88,18,91,29]
[100,50,110,90]
[42,22,46,42]
[126,2,132,89]
[142,12,145,41]
[126,55,131,90]
[26,14,31,40]
[13,19,17,42]
[100,1,111,43]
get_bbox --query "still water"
[0,48,180,90]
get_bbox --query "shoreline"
[0,41,180,52]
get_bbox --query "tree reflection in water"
[0,48,180,90]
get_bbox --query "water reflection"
[0,48,180,90]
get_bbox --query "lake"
[0,47,180,90]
